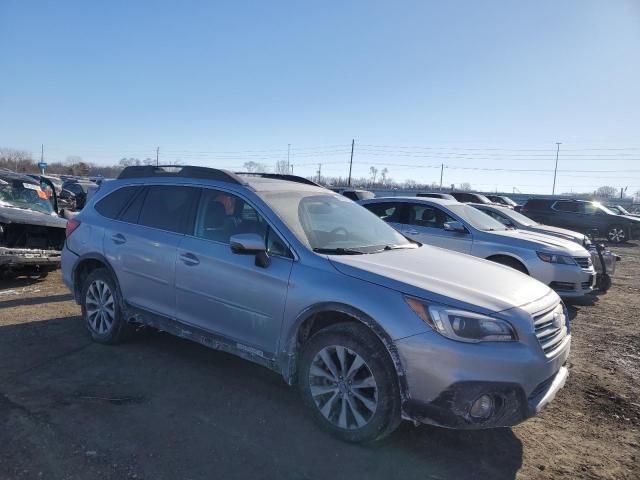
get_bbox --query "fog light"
[470,394,494,419]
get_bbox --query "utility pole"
[348,139,355,186]
[552,142,561,195]
[317,163,322,184]
[287,144,291,173]
[439,163,444,190]
[156,146,159,166]
[290,164,294,174]
[40,144,44,174]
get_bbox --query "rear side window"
[524,199,553,210]
[95,186,138,219]
[137,186,200,233]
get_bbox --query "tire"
[489,256,528,274]
[80,268,132,344]
[298,322,401,443]
[606,224,627,244]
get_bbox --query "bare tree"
[369,166,378,185]
[596,185,617,198]
[243,161,268,173]
[459,182,472,191]
[0,147,33,172]
[274,160,290,174]
[380,168,389,185]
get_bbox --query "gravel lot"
[1,243,638,480]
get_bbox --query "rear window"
[95,186,138,219]
[523,199,553,209]
[137,186,200,233]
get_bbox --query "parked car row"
[62,166,573,444]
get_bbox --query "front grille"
[573,256,591,269]
[549,281,575,292]
[533,303,568,357]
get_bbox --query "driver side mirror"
[443,221,467,234]
[229,233,271,268]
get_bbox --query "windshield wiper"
[312,247,366,255]
[382,244,417,251]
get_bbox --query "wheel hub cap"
[308,345,378,430]
[85,280,115,334]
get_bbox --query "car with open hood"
[62,166,570,443]
[0,170,67,278]
[360,197,596,298]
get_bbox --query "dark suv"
[449,192,497,205]
[520,198,640,244]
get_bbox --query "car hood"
[0,205,67,229]
[329,246,552,315]
[526,224,587,245]
[486,229,589,256]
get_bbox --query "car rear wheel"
[298,322,401,443]
[81,268,131,344]
[607,225,627,244]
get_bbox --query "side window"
[363,202,404,223]
[342,191,358,201]
[553,201,579,213]
[266,227,293,258]
[409,204,455,229]
[580,203,598,215]
[137,186,199,233]
[120,188,147,223]
[95,186,138,219]
[194,189,267,243]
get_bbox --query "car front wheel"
[298,322,401,443]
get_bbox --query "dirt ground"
[0,244,638,480]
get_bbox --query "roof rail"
[235,172,323,187]
[118,165,247,185]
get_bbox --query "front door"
[401,203,472,253]
[175,188,293,357]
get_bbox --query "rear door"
[403,203,472,253]
[174,188,294,357]
[103,184,199,318]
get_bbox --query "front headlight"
[537,251,577,265]
[404,297,517,343]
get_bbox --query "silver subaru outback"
[61,166,570,443]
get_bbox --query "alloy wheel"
[608,227,625,243]
[308,345,378,430]
[85,280,115,334]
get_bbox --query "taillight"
[66,218,81,238]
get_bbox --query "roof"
[0,170,40,184]
[361,196,461,206]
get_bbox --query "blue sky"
[1,0,639,194]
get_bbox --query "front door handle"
[179,252,200,266]
[111,233,126,245]
[405,229,419,235]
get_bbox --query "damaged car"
[0,171,67,279]
[63,166,570,443]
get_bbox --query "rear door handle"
[111,233,126,245]
[179,252,200,266]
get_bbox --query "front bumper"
[0,247,61,270]
[530,261,596,298]
[395,330,570,429]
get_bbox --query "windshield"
[0,179,55,215]
[260,191,412,252]
[500,196,518,206]
[448,204,508,231]
[498,207,538,226]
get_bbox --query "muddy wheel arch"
[279,302,410,404]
